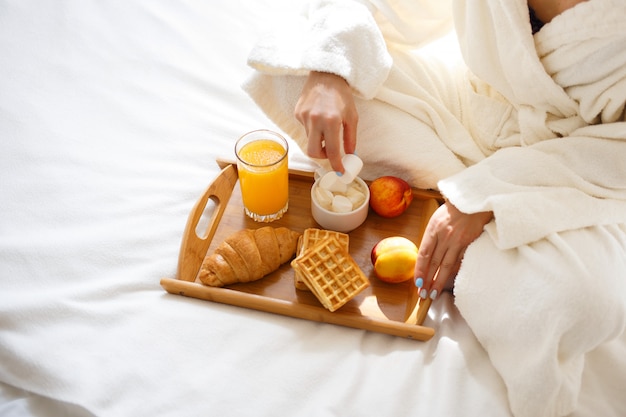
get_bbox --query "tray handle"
[176,164,238,282]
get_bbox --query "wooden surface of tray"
[160,160,442,341]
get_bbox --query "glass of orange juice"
[235,130,289,222]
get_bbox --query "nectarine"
[371,236,418,283]
[368,176,413,218]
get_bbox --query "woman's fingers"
[415,241,461,300]
[315,122,343,172]
[294,71,358,173]
[300,117,344,171]
[414,225,437,299]
[415,201,493,301]
[428,247,464,300]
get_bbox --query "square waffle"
[294,228,349,291]
[291,236,369,312]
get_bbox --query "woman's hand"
[414,200,493,300]
[295,71,358,173]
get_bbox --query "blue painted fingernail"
[429,289,438,300]
[419,289,428,299]
[336,171,343,177]
[415,277,423,288]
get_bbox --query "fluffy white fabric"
[444,2,626,415]
[244,0,626,416]
[245,1,470,188]
[0,1,519,417]
[2,0,625,416]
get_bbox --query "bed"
[1,1,625,416]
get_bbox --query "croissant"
[198,226,301,287]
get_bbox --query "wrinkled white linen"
[1,0,625,416]
[0,1,518,417]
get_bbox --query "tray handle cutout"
[176,164,238,282]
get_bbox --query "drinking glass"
[235,130,289,222]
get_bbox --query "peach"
[368,176,413,218]
[370,236,418,284]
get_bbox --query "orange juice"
[235,132,289,222]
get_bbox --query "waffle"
[294,228,349,291]
[291,236,369,312]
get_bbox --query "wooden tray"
[160,160,442,341]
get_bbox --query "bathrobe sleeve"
[438,125,626,249]
[440,0,626,249]
[247,0,453,99]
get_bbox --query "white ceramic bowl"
[310,176,370,233]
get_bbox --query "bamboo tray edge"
[161,160,439,341]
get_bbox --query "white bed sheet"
[0,1,624,416]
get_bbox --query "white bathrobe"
[244,0,626,416]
